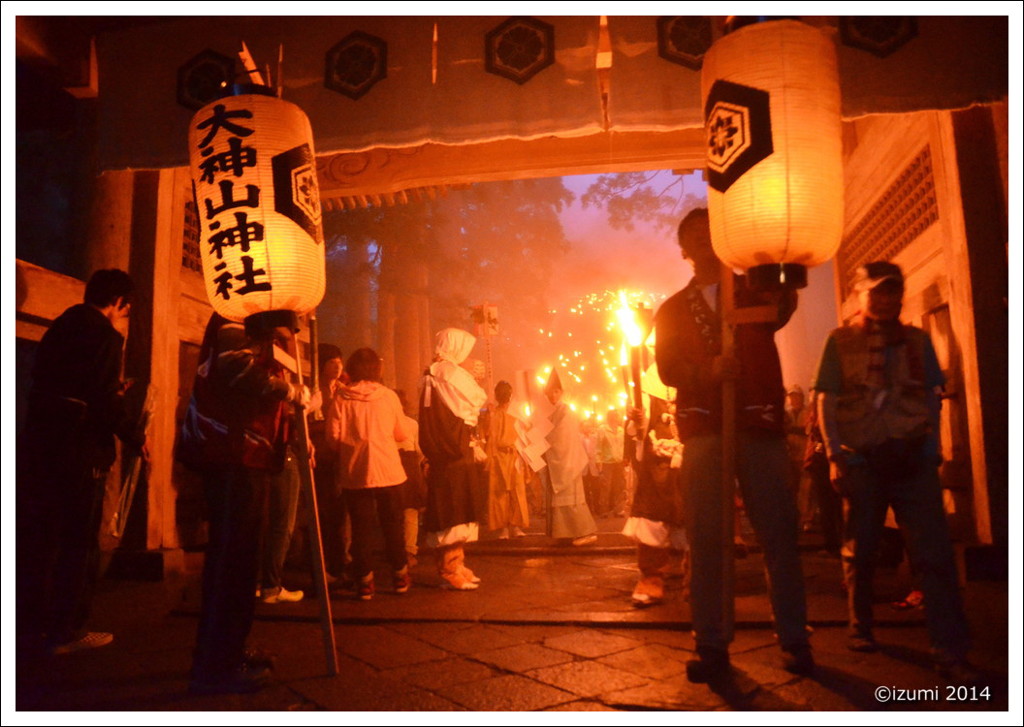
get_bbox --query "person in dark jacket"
[655,209,811,681]
[182,313,308,695]
[17,269,144,655]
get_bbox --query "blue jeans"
[682,430,808,653]
[841,455,969,658]
[260,449,300,593]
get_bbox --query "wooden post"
[719,266,736,642]
[290,325,338,676]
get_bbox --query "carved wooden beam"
[316,127,706,202]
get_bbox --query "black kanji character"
[212,262,234,300]
[198,137,258,183]
[233,255,272,296]
[204,179,261,219]
[194,104,255,148]
[207,211,265,260]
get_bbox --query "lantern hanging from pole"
[701,19,843,290]
[188,84,325,329]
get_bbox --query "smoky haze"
[317,171,837,406]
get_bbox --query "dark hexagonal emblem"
[704,80,773,193]
[177,50,236,111]
[272,143,323,244]
[485,17,555,85]
[840,17,918,58]
[325,31,388,100]
[657,17,712,70]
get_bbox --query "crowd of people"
[16,206,977,694]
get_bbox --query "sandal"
[890,589,924,610]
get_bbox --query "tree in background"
[319,177,575,379]
[581,170,705,234]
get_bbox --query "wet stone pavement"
[14,517,1013,713]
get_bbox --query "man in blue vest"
[814,260,974,682]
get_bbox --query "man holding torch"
[655,208,811,682]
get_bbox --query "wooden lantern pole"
[719,266,737,641]
[290,315,338,676]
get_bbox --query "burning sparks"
[527,288,663,421]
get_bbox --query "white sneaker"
[261,587,304,604]
[52,631,114,655]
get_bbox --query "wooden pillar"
[112,166,186,578]
[377,234,405,388]
[78,169,134,276]
[394,289,422,402]
[417,263,433,372]
[348,239,374,353]
[384,229,430,399]
[945,107,1008,547]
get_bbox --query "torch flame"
[615,291,645,347]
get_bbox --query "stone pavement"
[12,517,1014,714]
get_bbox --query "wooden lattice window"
[182,198,202,274]
[838,146,938,299]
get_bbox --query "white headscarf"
[434,328,476,365]
[424,328,486,426]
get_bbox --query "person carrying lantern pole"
[655,208,812,682]
[180,313,311,694]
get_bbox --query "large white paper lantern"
[188,85,325,326]
[701,19,843,289]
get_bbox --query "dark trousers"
[314,460,349,578]
[260,450,300,592]
[193,465,270,677]
[17,456,107,647]
[597,461,626,515]
[343,485,408,580]
[683,431,809,653]
[810,463,843,553]
[842,460,969,658]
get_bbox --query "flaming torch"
[614,293,654,412]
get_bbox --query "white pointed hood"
[425,328,486,426]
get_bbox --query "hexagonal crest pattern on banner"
[703,79,773,193]
[178,49,236,111]
[657,17,713,70]
[325,31,388,100]
[484,17,555,85]
[840,17,918,58]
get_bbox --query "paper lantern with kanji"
[188,85,325,323]
[701,19,843,289]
